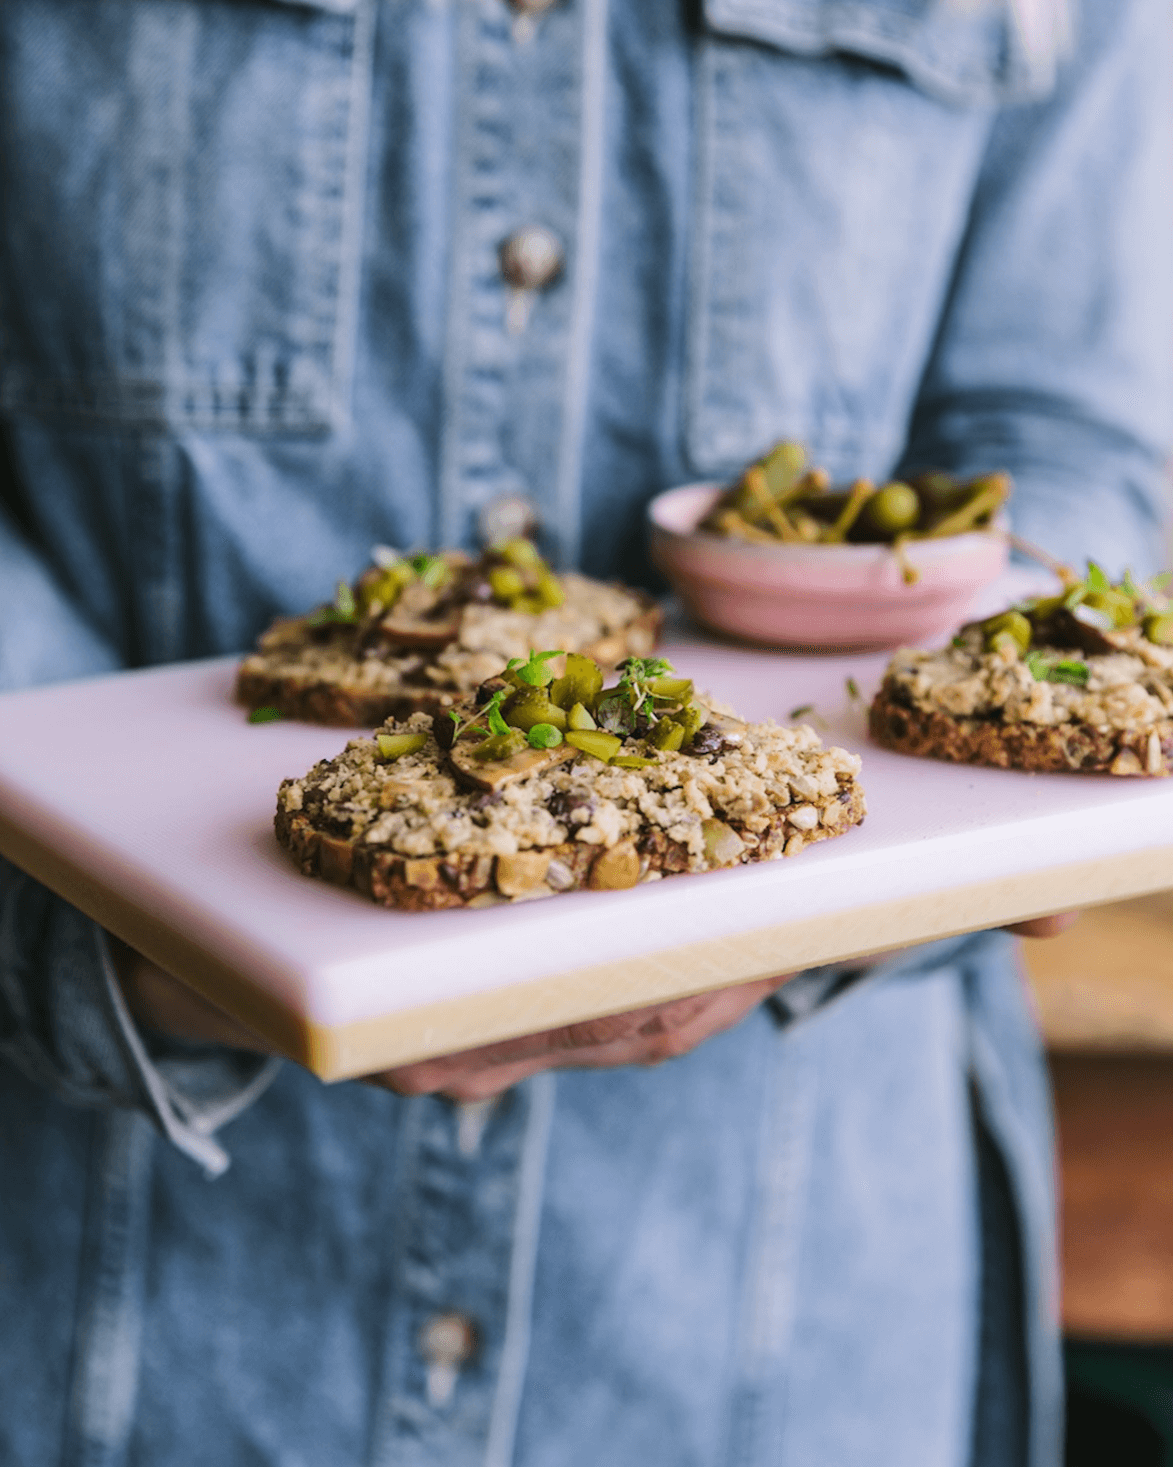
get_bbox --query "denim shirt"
[1,1,1170,1464]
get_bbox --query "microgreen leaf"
[248,706,284,723]
[410,554,449,590]
[845,677,861,702]
[527,723,563,749]
[334,579,356,618]
[1086,562,1110,595]
[506,649,565,687]
[788,704,815,720]
[484,689,511,735]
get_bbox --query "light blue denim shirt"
[1,1,1171,1464]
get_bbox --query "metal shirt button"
[500,225,563,291]
[500,226,563,333]
[419,1312,478,1407]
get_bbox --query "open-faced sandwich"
[276,652,866,911]
[870,565,1173,776]
[237,539,661,725]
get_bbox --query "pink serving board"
[2,629,1172,1078]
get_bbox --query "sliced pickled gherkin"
[567,702,597,731]
[376,732,429,761]
[565,730,623,762]
[981,610,1031,657]
[503,691,568,734]
[611,755,657,769]
[489,566,526,602]
[534,570,565,609]
[494,537,543,570]
[647,676,694,705]
[674,704,706,746]
[549,653,604,711]
[1144,612,1173,646]
[650,719,685,752]
[471,729,529,762]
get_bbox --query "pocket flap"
[698,0,1068,106]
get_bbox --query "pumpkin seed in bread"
[238,540,661,726]
[870,565,1173,776]
[276,653,866,911]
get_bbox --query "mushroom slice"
[447,738,576,793]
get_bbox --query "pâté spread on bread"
[238,538,661,726]
[276,651,866,911]
[870,565,1173,775]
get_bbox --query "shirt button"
[419,1313,478,1407]
[499,225,564,292]
[500,227,563,334]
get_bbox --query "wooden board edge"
[5,805,1172,1082]
[307,844,1173,1079]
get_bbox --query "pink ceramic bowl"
[649,482,1009,651]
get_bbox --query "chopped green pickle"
[674,705,706,745]
[611,755,656,769]
[248,706,284,724]
[650,719,685,751]
[504,693,568,734]
[1144,612,1173,646]
[982,610,1031,656]
[549,652,604,711]
[565,730,623,762]
[494,537,543,570]
[566,702,597,731]
[471,730,529,762]
[534,571,565,609]
[488,566,526,602]
[376,731,428,760]
[647,676,693,704]
[527,723,563,749]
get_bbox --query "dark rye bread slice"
[274,709,866,913]
[870,679,1173,776]
[237,591,662,727]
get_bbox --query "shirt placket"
[437,0,606,568]
[370,1076,554,1467]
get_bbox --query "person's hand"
[111,938,790,1100]
[110,910,1079,1101]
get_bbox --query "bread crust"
[869,681,1173,776]
[275,783,868,913]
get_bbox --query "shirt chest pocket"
[1,0,373,433]
[685,0,1063,482]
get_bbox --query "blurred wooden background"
[1022,891,1173,1340]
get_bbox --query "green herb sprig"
[1025,651,1090,686]
[506,649,565,687]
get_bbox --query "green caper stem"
[821,479,875,543]
[742,466,802,541]
[920,473,1009,539]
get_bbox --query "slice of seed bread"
[238,575,661,726]
[871,628,1173,776]
[275,706,866,912]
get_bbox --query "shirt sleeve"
[0,504,281,1174]
[898,0,1173,576]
